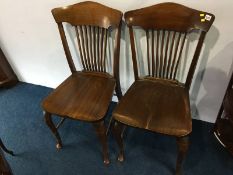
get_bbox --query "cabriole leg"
[44,112,62,149]
[112,120,125,162]
[93,121,110,164]
[175,136,189,175]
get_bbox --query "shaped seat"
[113,78,191,137]
[43,72,115,121]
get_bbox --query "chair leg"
[175,136,189,175]
[115,82,122,101]
[0,138,14,156]
[44,112,62,150]
[93,121,110,165]
[107,87,123,136]
[106,116,113,135]
[112,120,125,162]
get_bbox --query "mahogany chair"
[112,3,214,174]
[42,1,122,164]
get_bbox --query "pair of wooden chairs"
[42,1,214,174]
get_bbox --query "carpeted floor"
[0,82,233,175]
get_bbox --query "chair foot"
[175,136,189,175]
[44,112,63,149]
[93,121,110,165]
[0,138,14,156]
[112,120,125,162]
[104,158,110,165]
[117,151,124,162]
[56,143,62,150]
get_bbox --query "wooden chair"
[112,2,214,174]
[42,1,122,164]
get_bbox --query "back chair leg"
[176,136,189,175]
[112,120,125,162]
[115,82,122,101]
[106,87,122,135]
[106,116,113,135]
[93,121,110,165]
[44,112,63,149]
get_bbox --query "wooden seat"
[42,1,122,164]
[111,2,214,175]
[113,79,191,137]
[43,72,115,121]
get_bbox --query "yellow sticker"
[200,13,207,22]
[201,19,206,22]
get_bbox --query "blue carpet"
[0,82,233,175]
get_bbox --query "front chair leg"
[112,120,125,162]
[176,136,189,175]
[93,121,110,165]
[44,112,62,150]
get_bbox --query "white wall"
[0,0,233,123]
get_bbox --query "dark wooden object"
[42,1,122,164]
[112,2,214,175]
[0,138,14,175]
[0,47,18,88]
[214,71,233,156]
[0,139,14,156]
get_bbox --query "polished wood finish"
[0,47,18,88]
[42,1,122,164]
[43,72,116,122]
[44,112,62,149]
[52,1,122,28]
[176,137,189,175]
[113,79,191,136]
[0,138,14,175]
[214,70,233,156]
[112,121,124,161]
[93,121,109,164]
[112,3,214,174]
[74,26,109,72]
[124,2,214,32]
[125,3,214,86]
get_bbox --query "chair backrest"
[52,1,122,79]
[124,2,214,89]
